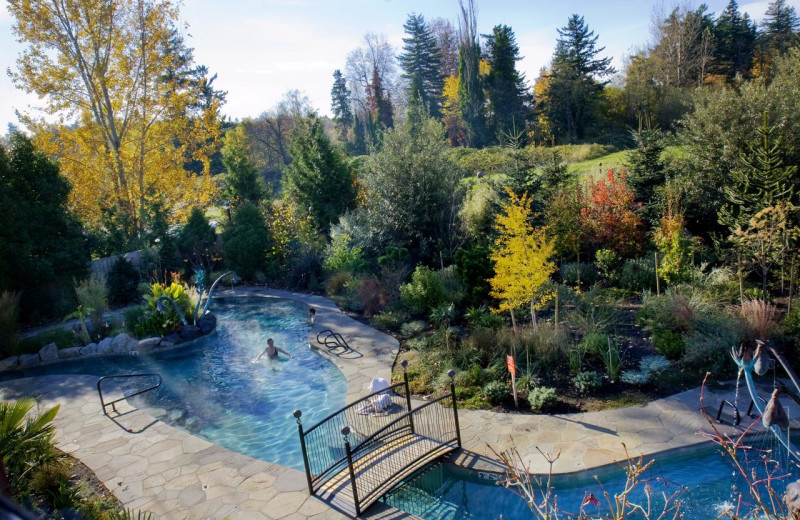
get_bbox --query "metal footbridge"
[294,363,461,517]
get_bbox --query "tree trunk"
[789,255,796,315]
[510,308,517,335]
[530,297,537,328]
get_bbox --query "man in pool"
[253,338,293,362]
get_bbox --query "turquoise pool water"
[384,436,800,520]
[2,297,347,469]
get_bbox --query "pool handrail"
[97,372,162,415]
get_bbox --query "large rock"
[785,479,800,515]
[178,325,202,341]
[18,353,40,367]
[168,408,185,424]
[0,356,19,371]
[198,313,217,335]
[110,333,135,353]
[136,337,161,353]
[162,333,182,347]
[80,343,98,356]
[59,347,82,359]
[96,337,113,354]
[38,342,59,363]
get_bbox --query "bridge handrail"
[302,381,408,437]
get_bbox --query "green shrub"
[0,291,20,356]
[325,271,352,296]
[456,363,485,387]
[0,399,62,499]
[436,266,464,306]
[516,326,570,374]
[323,233,366,274]
[683,312,743,377]
[406,334,435,352]
[571,371,603,394]
[620,257,658,293]
[621,355,671,385]
[595,249,622,282]
[583,333,623,382]
[222,202,269,280]
[465,305,505,329]
[30,461,70,498]
[140,282,194,334]
[560,262,599,286]
[638,287,712,337]
[483,380,509,405]
[14,328,76,356]
[568,288,621,335]
[653,330,685,359]
[75,273,108,331]
[178,207,218,273]
[370,310,409,332]
[400,320,427,338]
[107,256,140,305]
[528,386,558,412]
[400,265,446,315]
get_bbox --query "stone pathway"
[1,287,798,519]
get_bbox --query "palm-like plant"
[0,399,61,497]
[64,304,92,344]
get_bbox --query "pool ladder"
[97,373,162,415]
[316,329,351,351]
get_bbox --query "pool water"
[3,297,347,469]
[385,436,800,520]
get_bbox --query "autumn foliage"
[581,169,645,258]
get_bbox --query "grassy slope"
[567,145,687,181]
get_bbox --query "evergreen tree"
[546,14,615,141]
[330,69,354,142]
[626,128,667,225]
[457,0,487,147]
[177,208,218,272]
[714,0,757,80]
[366,65,394,130]
[763,0,799,56]
[283,118,357,234]
[0,132,88,321]
[222,202,269,281]
[483,25,529,143]
[221,126,265,205]
[398,13,444,118]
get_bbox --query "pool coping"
[2,287,799,520]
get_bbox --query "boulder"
[110,333,135,353]
[58,347,82,359]
[179,325,202,341]
[198,314,217,335]
[136,337,161,353]
[18,353,40,367]
[0,356,19,371]
[162,333,182,347]
[39,342,59,363]
[80,343,98,356]
[185,416,200,431]
[96,337,113,355]
[785,479,800,515]
[168,408,185,424]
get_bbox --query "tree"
[430,18,460,78]
[483,25,529,143]
[651,5,715,88]
[330,70,354,142]
[546,14,615,141]
[8,0,222,236]
[489,187,556,331]
[399,13,444,118]
[222,125,266,206]
[626,127,667,225]
[714,0,757,80]
[177,208,218,273]
[223,202,270,281]
[366,65,394,130]
[283,118,356,235]
[346,33,397,135]
[581,170,645,258]
[763,0,799,56]
[0,132,88,321]
[457,0,487,147]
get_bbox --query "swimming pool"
[2,297,347,469]
[384,436,800,520]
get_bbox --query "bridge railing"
[343,389,460,514]
[294,361,415,493]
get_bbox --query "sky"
[1,0,797,131]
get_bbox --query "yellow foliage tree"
[8,0,222,234]
[441,75,466,146]
[489,187,556,332]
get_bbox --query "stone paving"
[2,287,798,519]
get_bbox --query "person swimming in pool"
[253,338,293,362]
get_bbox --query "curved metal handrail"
[97,373,162,415]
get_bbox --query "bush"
[357,275,387,317]
[620,355,671,385]
[325,271,352,296]
[619,256,658,293]
[370,310,409,332]
[569,288,621,335]
[323,233,366,274]
[400,265,446,315]
[0,291,20,356]
[400,320,427,338]
[582,333,623,382]
[75,273,108,331]
[683,312,743,377]
[572,371,603,394]
[740,299,779,341]
[178,207,218,272]
[515,326,570,374]
[560,262,599,286]
[139,282,194,335]
[465,305,505,329]
[107,256,140,305]
[436,266,464,306]
[595,249,622,282]
[653,330,685,359]
[483,380,509,405]
[528,386,557,412]
[638,287,712,337]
